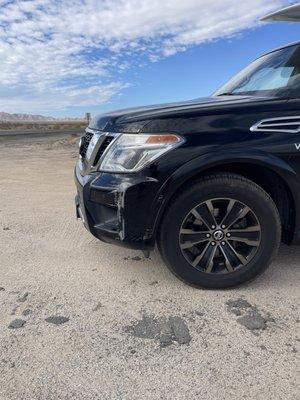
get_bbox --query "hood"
[89,95,274,132]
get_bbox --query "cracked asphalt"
[0,136,299,399]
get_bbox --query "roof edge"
[261,4,300,22]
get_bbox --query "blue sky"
[0,0,297,117]
[90,21,300,117]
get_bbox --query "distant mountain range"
[0,112,84,121]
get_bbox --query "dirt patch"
[237,313,267,331]
[226,298,253,316]
[226,298,271,333]
[125,314,191,347]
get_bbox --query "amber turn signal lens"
[146,134,180,144]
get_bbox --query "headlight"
[99,133,184,172]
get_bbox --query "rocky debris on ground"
[17,292,29,302]
[45,316,69,325]
[11,306,19,315]
[1,359,15,369]
[8,319,26,329]
[124,255,143,261]
[92,303,102,312]
[22,309,32,316]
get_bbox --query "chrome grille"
[79,131,94,158]
[93,136,114,165]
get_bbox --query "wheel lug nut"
[221,241,226,246]
[212,225,216,229]
[221,225,226,229]
[211,241,216,246]
[226,233,231,237]
[206,233,211,238]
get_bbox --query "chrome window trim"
[250,116,300,133]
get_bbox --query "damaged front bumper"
[74,162,161,250]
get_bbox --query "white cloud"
[0,0,289,114]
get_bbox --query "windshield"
[214,44,300,98]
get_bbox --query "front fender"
[152,149,300,237]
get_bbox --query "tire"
[157,173,281,289]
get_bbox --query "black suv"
[75,16,300,288]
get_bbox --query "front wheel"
[158,173,281,288]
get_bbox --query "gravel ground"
[0,137,299,399]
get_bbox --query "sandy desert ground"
[0,134,299,399]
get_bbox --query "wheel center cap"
[213,230,224,241]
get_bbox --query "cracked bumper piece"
[74,164,160,250]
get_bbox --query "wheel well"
[162,163,295,244]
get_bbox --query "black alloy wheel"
[158,173,281,288]
[179,198,261,274]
